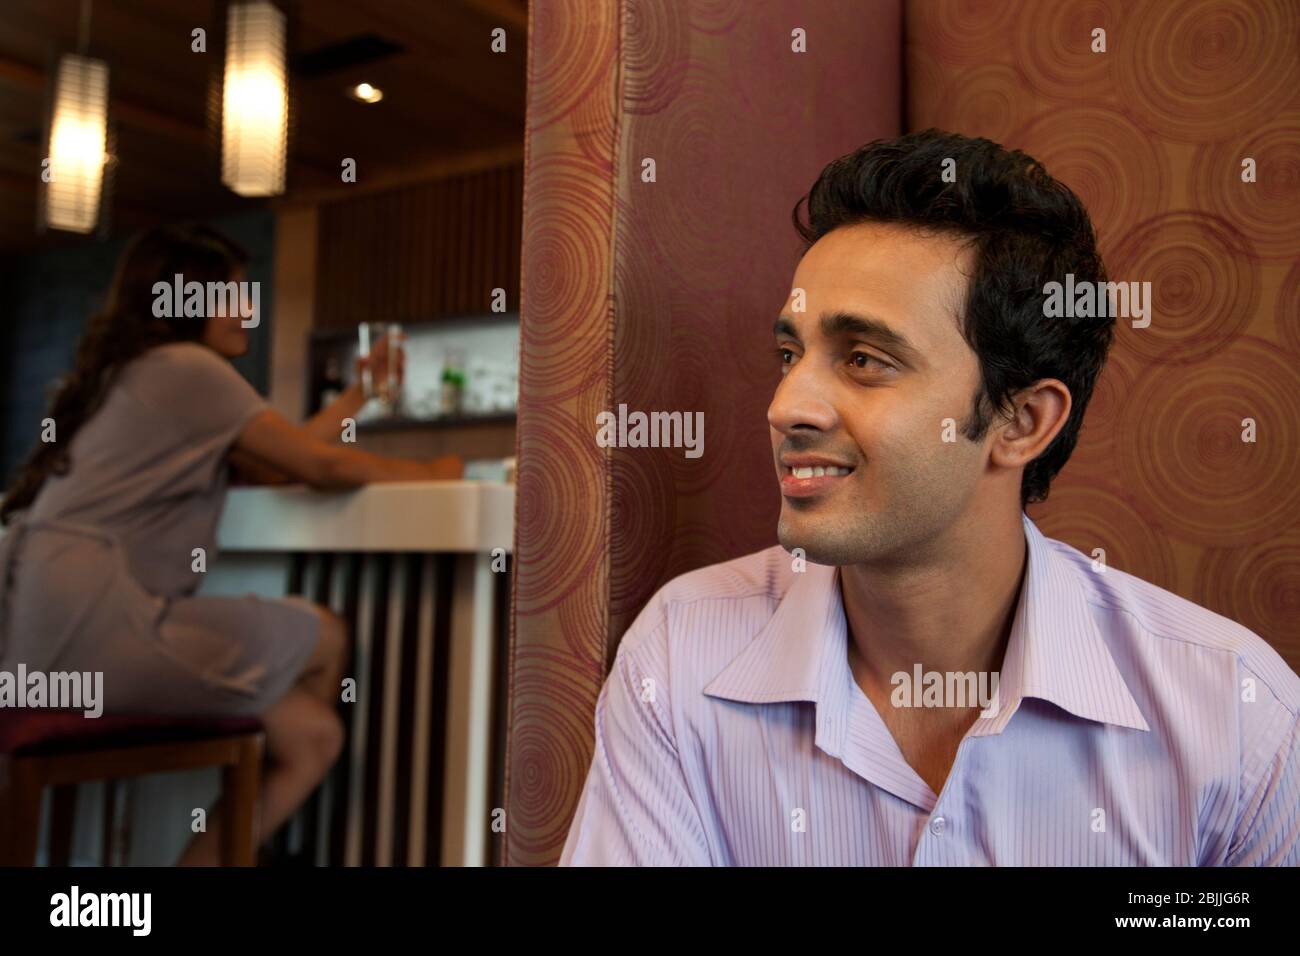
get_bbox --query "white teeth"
[789,465,852,478]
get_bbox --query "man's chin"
[778,520,853,567]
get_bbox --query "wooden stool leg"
[0,759,44,866]
[48,784,78,866]
[220,734,263,867]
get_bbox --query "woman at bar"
[0,224,462,865]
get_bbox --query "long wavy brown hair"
[1,224,249,525]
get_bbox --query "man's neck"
[840,509,1028,695]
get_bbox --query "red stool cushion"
[0,711,264,756]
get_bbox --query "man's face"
[768,221,991,566]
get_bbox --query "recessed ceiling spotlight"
[348,82,383,104]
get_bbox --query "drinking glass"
[358,321,404,414]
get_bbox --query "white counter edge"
[215,480,515,554]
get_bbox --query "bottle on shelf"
[440,348,466,416]
[319,353,345,410]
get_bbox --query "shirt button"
[929,815,946,836]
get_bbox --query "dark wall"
[0,209,275,485]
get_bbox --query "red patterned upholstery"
[507,0,903,866]
[0,711,263,757]
[906,0,1299,670]
[509,0,1299,868]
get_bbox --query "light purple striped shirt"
[561,513,1300,865]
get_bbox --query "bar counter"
[196,479,515,867]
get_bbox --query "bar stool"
[0,711,264,866]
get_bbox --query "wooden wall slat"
[474,171,488,311]
[431,179,448,316]
[313,163,522,328]
[447,179,462,314]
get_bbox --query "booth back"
[507,0,1298,867]
[507,0,902,865]
[906,0,1299,672]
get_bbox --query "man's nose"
[767,359,837,435]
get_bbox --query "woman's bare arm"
[232,407,463,488]
[228,445,297,486]
[301,381,367,444]
[231,385,367,482]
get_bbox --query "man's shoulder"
[656,545,796,605]
[1047,533,1300,714]
[618,545,794,653]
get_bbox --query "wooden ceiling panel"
[0,0,527,253]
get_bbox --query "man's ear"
[988,379,1072,472]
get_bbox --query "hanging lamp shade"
[45,53,109,234]
[221,0,288,197]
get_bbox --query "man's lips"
[779,457,856,498]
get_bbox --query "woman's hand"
[423,454,465,480]
[235,408,468,489]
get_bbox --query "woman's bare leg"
[295,608,350,705]
[177,608,349,866]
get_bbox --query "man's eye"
[776,346,795,365]
[851,351,892,371]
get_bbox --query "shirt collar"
[702,512,1150,734]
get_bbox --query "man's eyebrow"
[774,310,923,365]
[773,317,798,339]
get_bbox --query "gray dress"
[0,341,320,717]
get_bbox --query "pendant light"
[221,0,288,197]
[44,1,108,234]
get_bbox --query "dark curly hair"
[791,129,1111,507]
[1,224,248,525]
